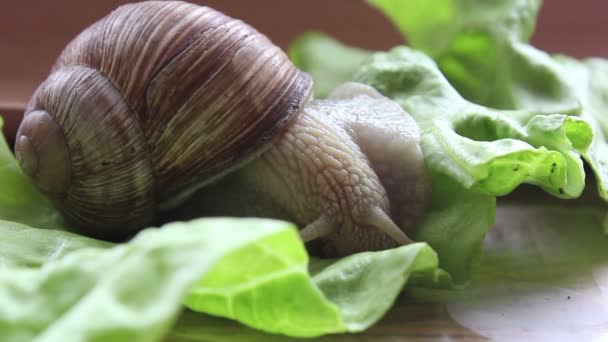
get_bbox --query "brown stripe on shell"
[27,66,155,239]
[145,15,312,208]
[54,1,230,120]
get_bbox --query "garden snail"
[14,1,430,256]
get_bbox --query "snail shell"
[15,1,312,239]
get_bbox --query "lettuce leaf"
[0,217,444,340]
[185,240,441,336]
[289,36,591,199]
[368,0,608,201]
[182,223,347,337]
[354,46,592,199]
[368,0,542,60]
[0,218,310,341]
[367,0,562,108]
[0,220,111,268]
[288,32,372,98]
[553,57,608,200]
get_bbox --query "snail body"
[15,1,429,256]
[181,82,430,255]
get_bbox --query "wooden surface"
[168,300,489,341]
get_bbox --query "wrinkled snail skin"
[178,83,430,256]
[14,1,430,255]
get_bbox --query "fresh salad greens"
[1,0,607,340]
[289,32,372,98]
[354,47,592,199]
[367,0,608,200]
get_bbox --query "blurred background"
[1,0,607,139]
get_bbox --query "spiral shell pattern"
[19,1,312,237]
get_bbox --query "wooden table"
[168,300,488,341]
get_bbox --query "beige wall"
[1,1,607,138]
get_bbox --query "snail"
[14,1,430,256]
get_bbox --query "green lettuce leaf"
[288,34,591,199]
[0,217,446,340]
[368,0,542,56]
[553,57,608,200]
[182,222,346,337]
[0,218,307,341]
[368,0,608,201]
[0,220,111,268]
[354,46,592,198]
[410,172,495,287]
[185,240,442,336]
[288,32,372,98]
[367,0,555,110]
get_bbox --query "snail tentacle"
[363,207,413,245]
[299,215,336,243]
